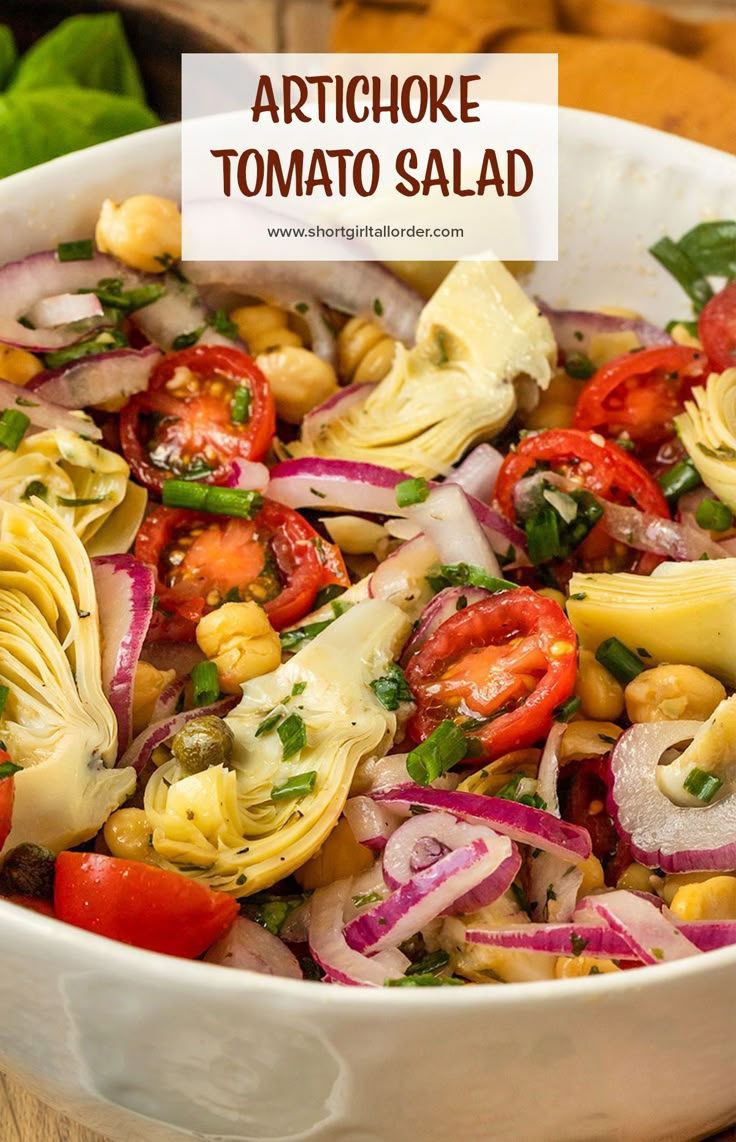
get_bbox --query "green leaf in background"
[0,87,158,178]
[8,14,147,103]
[0,26,17,89]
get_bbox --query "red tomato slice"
[136,498,350,640]
[698,282,736,372]
[0,775,14,851]
[54,853,238,958]
[1,895,56,918]
[120,345,276,493]
[494,428,669,521]
[405,589,578,762]
[571,346,707,450]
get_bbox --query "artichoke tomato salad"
[1,198,736,986]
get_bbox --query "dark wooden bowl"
[4,0,253,120]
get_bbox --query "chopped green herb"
[636,648,652,658]
[230,385,251,425]
[525,489,603,566]
[352,890,383,909]
[191,661,219,706]
[435,330,449,365]
[0,409,30,451]
[291,681,307,697]
[42,329,128,370]
[682,766,723,804]
[255,711,283,738]
[570,931,589,957]
[385,974,464,987]
[88,281,165,312]
[172,328,204,351]
[650,947,664,961]
[595,637,645,685]
[511,881,532,916]
[0,761,22,779]
[564,353,597,380]
[57,239,93,262]
[456,594,468,611]
[13,397,39,408]
[0,685,8,718]
[279,618,334,652]
[496,773,546,810]
[309,486,327,499]
[21,480,48,502]
[698,443,736,462]
[277,713,307,761]
[406,720,467,786]
[162,480,263,519]
[370,663,413,711]
[246,893,305,934]
[373,298,384,317]
[405,950,450,976]
[57,494,107,507]
[695,498,733,532]
[395,476,430,508]
[272,768,316,800]
[569,592,587,601]
[314,583,346,609]
[553,695,581,722]
[598,734,617,745]
[658,457,702,506]
[208,308,239,340]
[426,562,517,594]
[294,302,309,314]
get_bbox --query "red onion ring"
[408,484,502,578]
[673,918,736,952]
[446,444,504,504]
[0,377,101,439]
[602,502,730,561]
[464,922,637,959]
[537,723,566,818]
[308,879,409,987]
[91,554,155,757]
[401,586,491,663]
[28,346,162,410]
[577,891,700,964]
[204,916,303,978]
[343,796,402,850]
[537,300,673,357]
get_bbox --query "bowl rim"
[1,105,735,1010]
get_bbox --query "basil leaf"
[0,26,17,90]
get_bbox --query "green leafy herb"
[676,220,736,281]
[57,238,93,262]
[246,893,306,935]
[294,302,309,314]
[405,950,450,976]
[255,711,283,738]
[682,766,723,804]
[21,480,47,502]
[57,494,107,507]
[570,931,589,957]
[385,974,464,987]
[496,773,546,810]
[172,328,204,351]
[313,583,346,609]
[373,298,384,317]
[0,761,22,779]
[277,713,307,761]
[272,769,316,800]
[352,890,383,909]
[649,236,713,311]
[658,456,702,506]
[426,562,517,594]
[511,881,532,916]
[370,663,413,711]
[208,308,239,340]
[279,618,334,652]
[162,480,263,519]
[595,637,645,686]
[395,476,430,508]
[0,685,9,718]
[553,695,581,722]
[569,592,587,601]
[191,661,219,707]
[564,353,597,380]
[406,720,466,786]
[0,409,29,451]
[42,329,128,370]
[525,489,603,566]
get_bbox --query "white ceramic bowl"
[1,111,736,1142]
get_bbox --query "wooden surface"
[4,0,736,1138]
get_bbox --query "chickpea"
[294,818,373,890]
[662,871,736,908]
[523,371,583,430]
[337,317,396,384]
[555,956,620,978]
[576,853,605,899]
[104,808,157,863]
[624,664,726,724]
[617,862,655,893]
[669,876,736,922]
[0,344,42,386]
[95,195,182,273]
[255,347,338,424]
[575,648,625,721]
[196,601,281,693]
[230,304,302,355]
[537,587,566,609]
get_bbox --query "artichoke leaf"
[656,696,736,806]
[145,598,413,896]
[0,502,135,854]
[675,368,736,511]
[288,260,556,478]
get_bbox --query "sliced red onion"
[27,291,104,329]
[183,261,423,346]
[28,346,162,410]
[117,698,238,773]
[512,471,577,522]
[225,458,270,491]
[408,484,502,579]
[602,502,729,561]
[609,721,736,872]
[368,534,437,612]
[308,879,409,987]
[132,273,240,352]
[91,555,155,757]
[537,301,673,357]
[673,918,736,952]
[352,754,459,797]
[268,457,407,516]
[577,891,700,964]
[300,383,376,451]
[140,640,205,677]
[446,444,504,504]
[204,916,303,978]
[373,787,592,863]
[151,676,185,722]
[278,899,312,945]
[528,849,583,924]
[0,377,101,439]
[464,922,636,959]
[343,796,402,850]
[344,832,518,954]
[381,812,520,915]
[401,586,491,662]
[0,250,122,350]
[537,723,566,818]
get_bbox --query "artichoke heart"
[675,368,736,511]
[0,428,146,556]
[145,598,412,896]
[567,558,736,686]
[0,501,135,854]
[288,260,556,477]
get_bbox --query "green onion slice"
[277,713,307,761]
[57,239,93,262]
[395,477,430,508]
[406,720,466,786]
[162,480,263,519]
[271,769,316,801]
[682,766,723,804]
[0,409,30,451]
[595,637,645,685]
[191,661,219,706]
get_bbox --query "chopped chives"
[405,950,450,976]
[172,328,204,350]
[595,637,645,685]
[255,711,283,738]
[313,583,346,609]
[425,562,517,594]
[0,685,8,717]
[277,712,307,760]
[384,974,464,987]
[57,494,107,507]
[682,766,723,803]
[0,409,30,451]
[208,309,239,340]
[271,769,316,801]
[406,720,466,786]
[191,661,219,706]
[395,476,430,507]
[695,498,733,532]
[57,239,93,262]
[553,695,581,722]
[279,618,334,651]
[162,480,263,519]
[230,385,251,424]
[563,353,597,380]
[658,457,702,506]
[525,505,561,565]
[21,480,47,502]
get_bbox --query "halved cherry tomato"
[136,498,350,641]
[495,428,669,520]
[1,895,56,918]
[0,748,16,851]
[405,589,578,761]
[120,345,276,494]
[571,346,707,450]
[698,282,736,372]
[54,852,238,958]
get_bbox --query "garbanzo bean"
[95,195,182,273]
[196,601,282,693]
[255,346,338,424]
[624,664,726,724]
[575,648,625,721]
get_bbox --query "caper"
[0,843,55,899]
[170,715,235,775]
